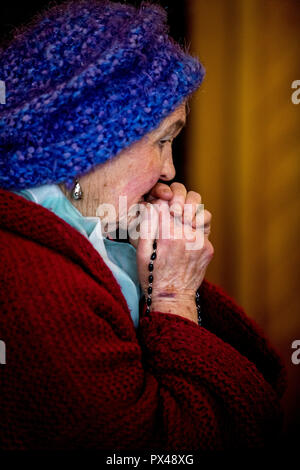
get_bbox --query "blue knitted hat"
[0,0,205,190]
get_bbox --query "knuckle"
[205,241,214,259]
[203,211,212,228]
[170,182,186,193]
[188,190,202,202]
[204,209,212,220]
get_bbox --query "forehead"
[150,101,187,137]
[161,102,187,127]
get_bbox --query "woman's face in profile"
[67,101,187,224]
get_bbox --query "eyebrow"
[160,118,186,136]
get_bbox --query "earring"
[71,178,83,200]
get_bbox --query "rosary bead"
[196,293,202,326]
[144,239,203,326]
[145,241,156,315]
[148,263,154,271]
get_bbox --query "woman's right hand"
[133,195,214,322]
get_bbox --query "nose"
[159,149,176,181]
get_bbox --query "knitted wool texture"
[0,0,205,190]
[0,188,287,450]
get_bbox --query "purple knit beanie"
[0,0,205,190]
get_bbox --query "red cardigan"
[0,188,287,451]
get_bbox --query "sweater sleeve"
[137,307,286,451]
[197,279,287,399]
[0,232,286,451]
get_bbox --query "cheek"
[123,149,161,196]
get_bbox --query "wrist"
[150,291,198,324]
[151,289,196,302]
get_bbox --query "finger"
[156,199,174,240]
[147,182,173,202]
[183,191,202,225]
[203,210,212,237]
[128,201,158,248]
[169,182,187,216]
[192,209,212,235]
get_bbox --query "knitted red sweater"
[0,189,287,451]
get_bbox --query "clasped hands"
[130,182,213,323]
[128,181,212,248]
[144,181,211,233]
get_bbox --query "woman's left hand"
[128,182,211,249]
[145,182,210,233]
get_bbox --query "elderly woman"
[0,0,286,451]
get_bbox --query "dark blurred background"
[1,0,300,451]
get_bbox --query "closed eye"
[158,138,173,149]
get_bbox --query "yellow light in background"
[186,0,300,440]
